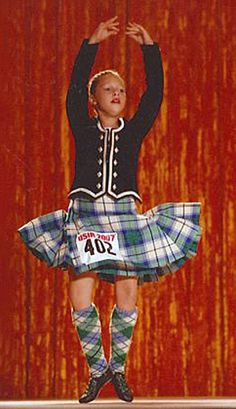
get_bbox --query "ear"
[89,95,97,107]
[89,95,98,115]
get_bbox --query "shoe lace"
[85,376,97,394]
[116,373,130,392]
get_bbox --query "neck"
[97,112,120,129]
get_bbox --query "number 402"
[84,238,116,256]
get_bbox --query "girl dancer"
[18,17,202,403]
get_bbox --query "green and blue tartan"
[109,305,138,373]
[18,195,202,285]
[72,304,107,377]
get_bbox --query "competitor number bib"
[76,231,123,264]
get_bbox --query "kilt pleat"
[18,210,68,267]
[18,195,202,285]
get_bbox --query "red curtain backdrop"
[0,0,236,399]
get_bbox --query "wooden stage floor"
[1,399,236,409]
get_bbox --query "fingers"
[102,16,119,34]
[126,22,144,31]
[99,18,143,31]
[107,28,120,38]
[125,23,141,35]
[125,33,140,43]
[103,16,119,28]
[107,25,120,36]
[126,22,153,45]
[125,24,141,39]
[125,27,140,34]
[127,22,141,28]
[108,31,120,38]
[131,22,145,30]
[125,30,142,44]
[99,18,143,33]
[93,18,150,42]
[107,24,119,31]
[125,29,140,36]
[105,16,118,24]
[106,21,119,29]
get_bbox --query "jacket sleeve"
[128,42,164,139]
[66,39,99,132]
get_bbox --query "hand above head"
[88,16,120,44]
[125,22,154,45]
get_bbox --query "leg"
[69,269,97,310]
[111,276,138,372]
[115,275,138,311]
[109,276,138,402]
[69,270,112,403]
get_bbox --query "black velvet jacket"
[66,39,163,202]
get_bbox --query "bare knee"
[68,270,97,311]
[115,276,138,310]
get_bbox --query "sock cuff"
[72,302,97,320]
[114,304,138,320]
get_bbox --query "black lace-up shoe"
[111,371,134,402]
[79,366,113,403]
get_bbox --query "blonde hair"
[88,69,125,98]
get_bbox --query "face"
[91,74,126,117]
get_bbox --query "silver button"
[115,135,119,141]
[100,134,104,140]
[98,146,103,153]
[113,172,118,178]
[113,184,117,190]
[98,159,102,165]
[114,147,119,153]
[114,159,118,166]
[97,171,102,178]
[96,183,101,189]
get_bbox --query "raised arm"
[66,40,98,131]
[125,23,164,138]
[66,17,119,133]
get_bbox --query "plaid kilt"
[18,195,202,286]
